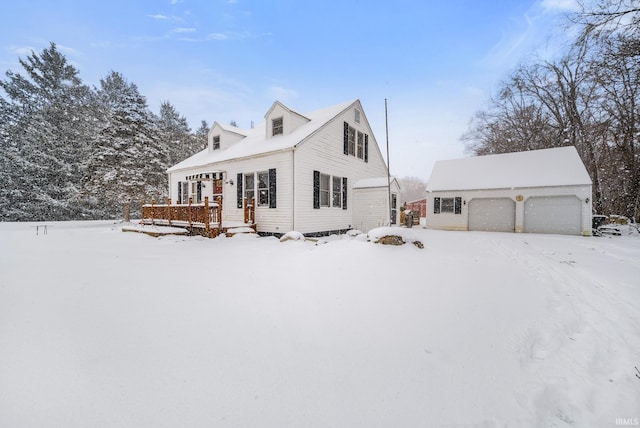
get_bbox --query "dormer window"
[272,117,283,136]
[212,135,220,150]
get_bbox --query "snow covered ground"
[1,221,639,427]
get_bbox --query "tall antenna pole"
[385,98,391,226]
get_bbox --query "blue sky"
[0,0,578,180]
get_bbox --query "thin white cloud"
[7,45,36,56]
[210,31,252,41]
[480,0,578,69]
[172,27,197,34]
[56,43,80,56]
[540,0,580,12]
[266,86,298,102]
[6,42,79,58]
[149,14,169,20]
[208,33,229,41]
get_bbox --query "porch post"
[167,198,172,226]
[217,195,223,233]
[204,196,210,236]
[251,197,255,224]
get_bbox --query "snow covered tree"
[79,71,169,218]
[156,101,194,165]
[398,176,427,205]
[0,42,96,221]
[194,120,210,151]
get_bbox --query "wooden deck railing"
[142,196,223,237]
[140,195,256,237]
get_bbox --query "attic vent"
[272,117,283,136]
[355,109,361,124]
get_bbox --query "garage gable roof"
[426,146,592,192]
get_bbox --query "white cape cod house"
[425,146,593,235]
[165,99,400,236]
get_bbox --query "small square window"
[272,117,283,136]
[441,198,454,213]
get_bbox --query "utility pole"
[385,99,391,226]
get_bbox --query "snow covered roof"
[168,100,356,173]
[426,146,592,192]
[353,177,398,189]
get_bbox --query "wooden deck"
[140,196,255,238]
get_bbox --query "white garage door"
[524,196,581,235]
[468,198,515,232]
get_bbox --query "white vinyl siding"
[169,151,293,234]
[293,104,389,234]
[426,185,591,235]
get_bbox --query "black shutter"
[177,181,182,204]
[197,181,202,202]
[269,168,277,209]
[364,134,369,163]
[342,177,348,210]
[343,122,349,155]
[434,197,441,214]
[454,197,462,214]
[313,170,320,209]
[237,173,243,208]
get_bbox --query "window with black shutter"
[313,171,320,209]
[454,197,462,214]
[364,134,369,163]
[343,122,349,155]
[236,173,243,208]
[269,168,277,208]
[320,174,330,207]
[342,177,348,210]
[258,171,269,206]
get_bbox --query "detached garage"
[425,146,593,236]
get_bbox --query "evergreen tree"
[195,119,210,151]
[0,42,95,221]
[80,71,169,217]
[156,101,193,165]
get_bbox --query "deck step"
[122,224,189,237]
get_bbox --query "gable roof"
[264,100,311,122]
[211,121,247,138]
[426,146,592,192]
[168,100,356,173]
